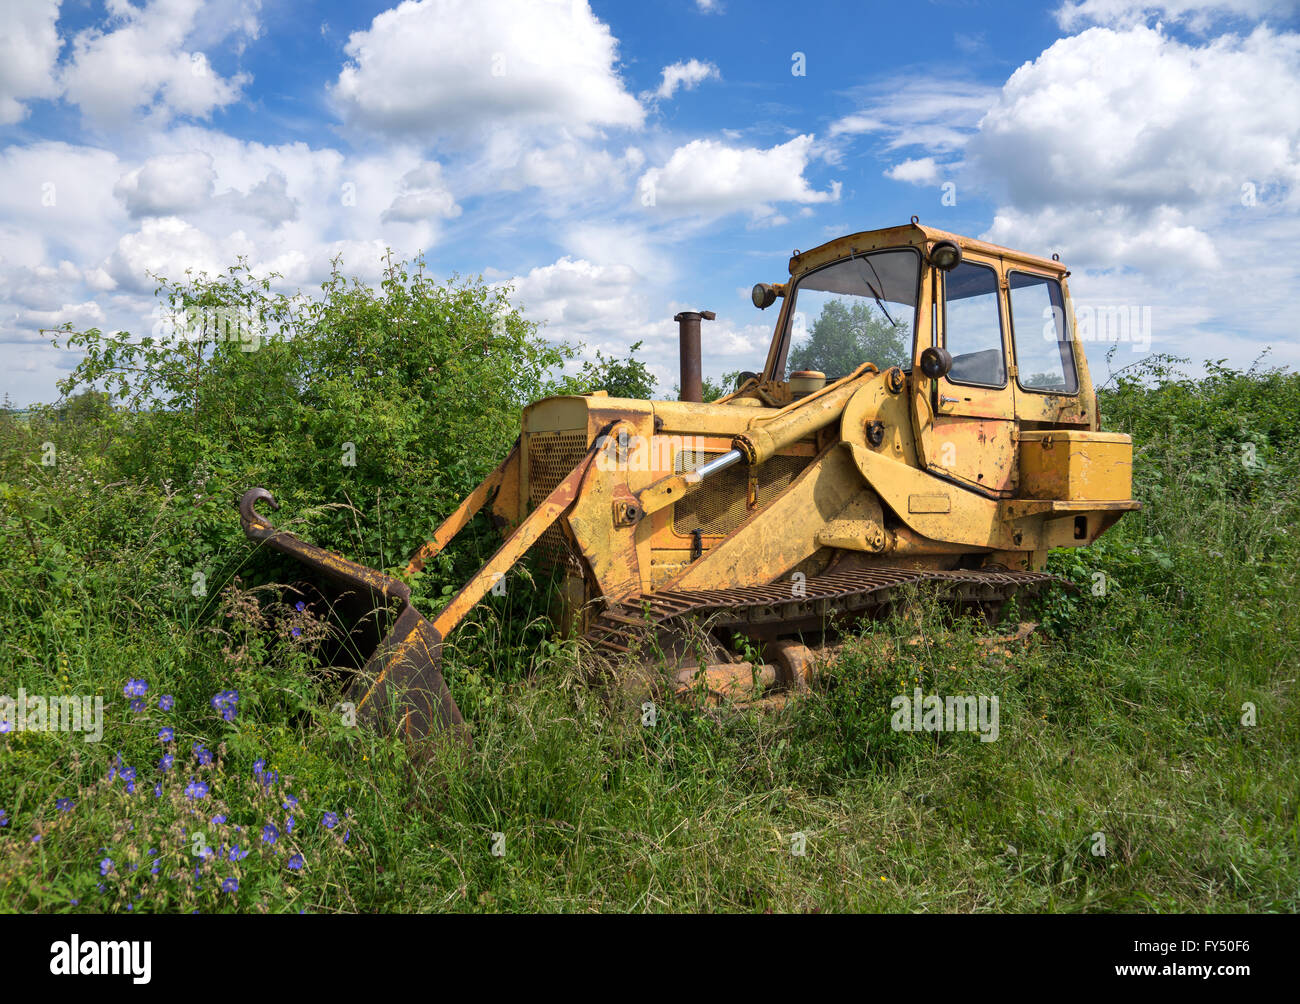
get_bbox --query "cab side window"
[1008,272,1078,394]
[944,262,1006,387]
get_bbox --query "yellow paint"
[1018,430,1133,501]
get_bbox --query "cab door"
[921,257,1018,497]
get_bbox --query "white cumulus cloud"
[114,152,217,218]
[1054,0,1299,31]
[331,0,644,143]
[0,0,62,124]
[61,0,255,127]
[885,157,943,186]
[969,24,1300,263]
[381,162,461,223]
[647,59,720,101]
[637,134,840,221]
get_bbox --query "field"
[1,261,1296,913]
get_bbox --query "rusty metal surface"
[585,564,1062,656]
[671,447,810,537]
[674,310,713,403]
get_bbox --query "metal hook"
[239,487,280,530]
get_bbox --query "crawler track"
[585,566,1062,657]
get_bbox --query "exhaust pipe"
[674,310,714,403]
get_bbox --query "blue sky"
[2,0,1299,405]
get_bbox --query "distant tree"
[703,371,742,402]
[575,341,657,399]
[789,299,908,375]
[62,389,114,424]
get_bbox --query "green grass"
[1,457,1295,912]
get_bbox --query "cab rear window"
[1008,272,1078,394]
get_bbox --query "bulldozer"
[239,220,1139,739]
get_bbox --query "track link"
[585,566,1063,657]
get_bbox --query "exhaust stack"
[674,310,714,403]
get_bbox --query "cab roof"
[788,221,1068,278]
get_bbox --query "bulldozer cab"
[760,221,1097,499]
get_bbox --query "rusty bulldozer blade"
[239,488,464,742]
[237,434,601,744]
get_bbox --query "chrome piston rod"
[689,449,744,480]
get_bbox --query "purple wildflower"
[287,854,304,871]
[211,814,227,824]
[282,794,298,810]
[123,678,148,697]
[222,877,238,893]
[261,824,278,844]
[158,694,174,711]
[158,753,174,771]
[210,689,239,722]
[185,779,209,800]
[291,626,301,638]
[193,742,213,766]
[100,858,113,876]
[0,809,8,827]
[158,727,174,743]
[55,798,74,812]
[321,811,339,829]
[295,601,306,612]
[1,720,13,733]
[129,698,145,713]
[253,759,265,777]
[286,815,294,833]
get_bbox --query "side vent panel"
[672,450,810,537]
[526,430,588,570]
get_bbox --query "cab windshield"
[781,247,920,379]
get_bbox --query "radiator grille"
[527,430,589,570]
[672,450,811,537]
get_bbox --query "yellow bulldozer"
[239,220,1139,739]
